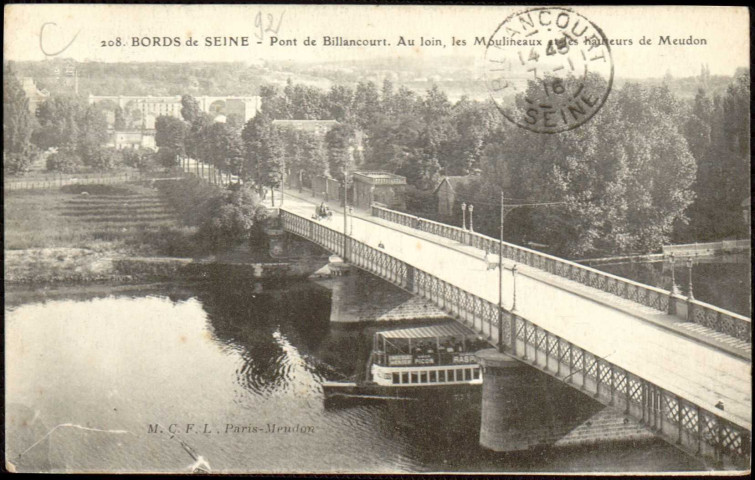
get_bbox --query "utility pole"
[498,190,504,353]
[343,169,349,261]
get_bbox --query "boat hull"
[321,381,481,403]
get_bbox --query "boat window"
[402,372,409,384]
[438,370,445,382]
[429,371,437,383]
[411,372,419,384]
[393,372,400,384]
[473,368,480,380]
[465,369,472,381]
[420,371,428,383]
[447,369,455,382]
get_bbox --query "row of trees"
[7,62,748,258]
[3,68,156,174]
[244,73,749,257]
[258,78,503,189]
[154,94,365,200]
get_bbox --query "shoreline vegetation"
[4,178,294,286]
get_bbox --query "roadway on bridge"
[278,193,751,429]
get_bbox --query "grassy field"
[4,182,197,256]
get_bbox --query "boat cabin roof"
[377,322,475,340]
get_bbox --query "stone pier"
[315,269,450,324]
[476,349,654,452]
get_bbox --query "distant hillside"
[7,57,743,102]
[8,59,332,97]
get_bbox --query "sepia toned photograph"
[3,4,751,474]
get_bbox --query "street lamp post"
[686,258,694,299]
[343,172,349,260]
[461,202,467,230]
[469,205,474,232]
[511,264,518,312]
[343,146,354,261]
[669,253,679,295]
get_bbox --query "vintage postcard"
[4,4,751,474]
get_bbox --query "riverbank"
[4,180,327,286]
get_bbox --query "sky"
[4,5,750,79]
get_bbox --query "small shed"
[434,176,476,217]
[352,171,407,210]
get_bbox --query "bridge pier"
[476,349,654,453]
[316,269,450,324]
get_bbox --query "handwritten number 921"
[254,11,284,41]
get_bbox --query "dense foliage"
[3,69,38,175]
[5,60,749,257]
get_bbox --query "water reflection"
[5,279,704,473]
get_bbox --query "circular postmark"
[484,7,614,134]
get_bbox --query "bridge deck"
[278,193,751,429]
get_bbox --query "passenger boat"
[322,322,486,400]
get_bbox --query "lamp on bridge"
[461,202,467,231]
[511,264,518,312]
[686,257,694,299]
[668,253,680,295]
[468,204,474,232]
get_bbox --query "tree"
[351,81,380,130]
[259,84,289,119]
[87,147,121,171]
[180,94,201,124]
[46,150,83,173]
[3,70,36,174]
[381,78,395,115]
[325,123,356,181]
[325,85,353,122]
[76,105,110,166]
[185,113,213,161]
[205,121,244,180]
[155,115,187,166]
[681,72,751,241]
[197,185,266,249]
[480,77,697,257]
[33,96,81,153]
[298,131,328,179]
[241,112,285,198]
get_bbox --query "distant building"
[353,171,407,210]
[88,94,261,128]
[109,130,156,150]
[434,176,477,217]
[20,77,50,114]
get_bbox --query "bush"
[46,150,83,173]
[157,148,179,168]
[157,178,267,252]
[404,184,437,218]
[84,147,121,171]
[3,149,38,176]
[123,147,160,172]
[197,186,266,249]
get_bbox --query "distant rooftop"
[434,175,478,193]
[353,171,406,186]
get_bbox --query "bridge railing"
[370,204,751,343]
[280,208,751,467]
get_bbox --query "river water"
[5,279,705,473]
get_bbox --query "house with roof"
[434,175,478,217]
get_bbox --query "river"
[5,278,705,473]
